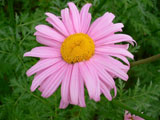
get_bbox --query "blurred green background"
[0,0,160,120]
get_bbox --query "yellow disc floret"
[61,33,95,64]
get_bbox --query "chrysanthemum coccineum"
[24,2,135,108]
[124,111,144,120]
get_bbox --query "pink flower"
[24,2,135,108]
[124,111,144,120]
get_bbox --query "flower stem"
[112,100,155,120]
[131,54,160,67]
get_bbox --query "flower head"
[124,111,144,120]
[24,2,135,108]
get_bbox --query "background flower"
[124,111,144,120]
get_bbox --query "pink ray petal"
[27,58,60,77]
[95,46,134,59]
[70,63,79,105]
[34,31,63,43]
[96,44,129,50]
[45,12,69,36]
[100,81,112,101]
[95,34,135,46]
[113,44,129,49]
[61,64,72,103]
[68,2,80,33]
[102,53,130,65]
[88,12,115,36]
[59,99,69,109]
[61,8,75,35]
[35,25,65,42]
[87,15,102,35]
[106,56,129,70]
[93,55,128,81]
[36,35,61,48]
[31,61,65,92]
[38,73,54,93]
[90,59,115,87]
[41,64,67,98]
[90,59,117,96]
[77,65,86,107]
[24,47,60,58]
[86,61,100,101]
[79,62,98,101]
[80,3,92,33]
[92,23,124,41]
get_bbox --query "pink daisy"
[124,111,144,120]
[24,2,135,108]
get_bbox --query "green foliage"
[0,0,160,119]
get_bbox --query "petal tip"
[67,2,75,6]
[79,104,86,107]
[26,71,31,77]
[45,12,52,16]
[30,86,36,92]
[24,52,29,57]
[41,94,48,98]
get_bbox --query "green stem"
[112,100,155,120]
[131,54,160,67]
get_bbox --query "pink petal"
[38,71,48,93]
[24,47,60,58]
[77,66,86,107]
[79,62,98,101]
[96,44,129,49]
[95,46,134,59]
[45,12,69,36]
[113,44,129,49]
[106,56,129,70]
[107,54,130,65]
[91,23,124,41]
[90,59,117,96]
[35,25,65,42]
[34,31,63,43]
[61,64,72,103]
[100,81,112,101]
[90,59,115,87]
[95,34,135,46]
[86,61,100,101]
[31,61,65,91]
[80,3,92,33]
[41,64,67,98]
[88,12,115,37]
[26,58,60,77]
[68,2,80,33]
[61,8,75,35]
[93,55,128,81]
[59,99,69,109]
[34,31,51,39]
[36,35,61,48]
[87,15,102,35]
[70,63,79,105]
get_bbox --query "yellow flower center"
[61,33,95,64]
